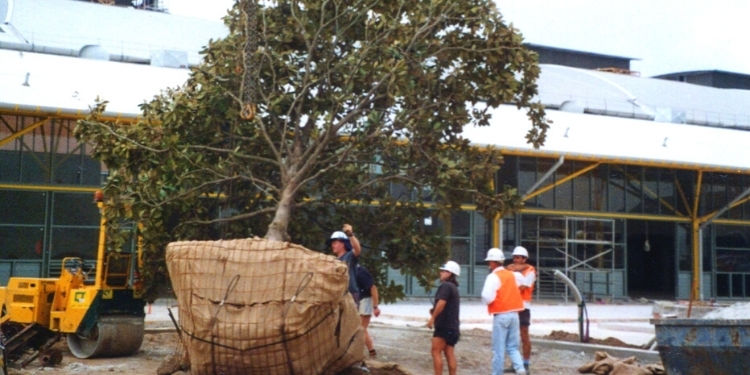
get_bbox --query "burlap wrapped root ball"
[166,238,365,375]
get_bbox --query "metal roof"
[0,49,189,118]
[536,64,750,129]
[0,0,227,66]
[464,105,750,174]
[2,53,750,173]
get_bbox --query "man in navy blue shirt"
[327,223,362,302]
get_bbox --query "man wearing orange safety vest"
[480,248,527,375]
[506,246,535,373]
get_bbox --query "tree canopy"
[75,0,547,301]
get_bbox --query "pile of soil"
[544,330,640,349]
[339,361,412,375]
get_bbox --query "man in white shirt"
[480,248,527,375]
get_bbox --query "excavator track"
[66,315,144,359]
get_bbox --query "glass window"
[555,163,572,210]
[52,192,100,226]
[572,162,591,211]
[643,168,660,214]
[624,166,642,213]
[20,151,52,184]
[472,213,489,264]
[537,159,553,209]
[608,166,625,212]
[677,224,691,271]
[0,226,44,259]
[450,238,470,265]
[702,226,712,272]
[450,211,470,238]
[715,225,750,249]
[501,217,516,249]
[0,150,21,182]
[50,227,99,260]
[716,273,730,297]
[496,155,517,190]
[725,175,747,220]
[658,170,677,216]
[716,249,750,272]
[0,190,46,225]
[591,167,607,211]
[518,158,537,206]
[52,153,101,186]
[389,182,410,200]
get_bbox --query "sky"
[166,0,750,77]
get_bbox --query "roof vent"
[150,49,188,68]
[560,100,585,113]
[79,45,110,60]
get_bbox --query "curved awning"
[464,105,750,174]
[0,50,190,120]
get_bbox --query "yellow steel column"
[492,213,500,248]
[691,219,701,302]
[690,171,703,302]
[95,200,107,290]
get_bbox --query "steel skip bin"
[651,318,750,375]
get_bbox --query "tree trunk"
[265,185,294,241]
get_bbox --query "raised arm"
[343,223,361,257]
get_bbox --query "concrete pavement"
[374,298,656,347]
[145,297,657,346]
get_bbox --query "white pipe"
[553,269,583,304]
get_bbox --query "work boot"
[503,366,515,373]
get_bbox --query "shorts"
[433,327,460,346]
[519,308,531,326]
[359,296,373,315]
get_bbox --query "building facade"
[2,0,750,302]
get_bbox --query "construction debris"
[166,238,364,375]
[578,351,665,375]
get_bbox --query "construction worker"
[481,248,526,375]
[356,265,381,358]
[327,223,362,302]
[427,260,461,375]
[506,246,536,373]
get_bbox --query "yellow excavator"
[0,191,145,370]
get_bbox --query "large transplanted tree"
[75,0,547,300]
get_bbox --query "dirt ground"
[8,325,632,375]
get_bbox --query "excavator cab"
[0,190,145,368]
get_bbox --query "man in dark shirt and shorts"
[356,265,381,357]
[427,260,461,375]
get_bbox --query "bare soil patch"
[8,325,606,375]
[544,330,641,349]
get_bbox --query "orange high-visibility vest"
[520,265,536,302]
[487,268,524,314]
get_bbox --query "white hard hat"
[329,231,348,241]
[326,231,352,250]
[512,246,529,258]
[439,260,461,276]
[484,248,505,262]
